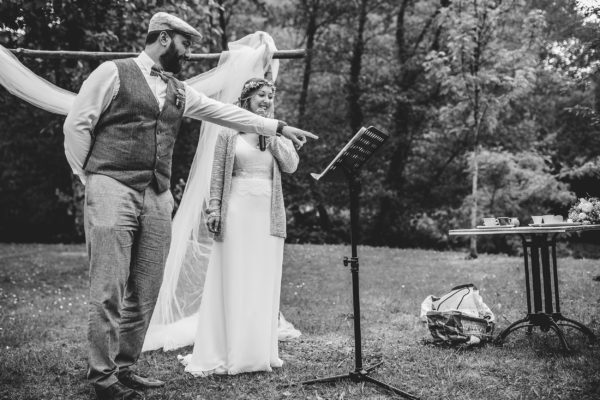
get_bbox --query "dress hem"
[183,360,284,377]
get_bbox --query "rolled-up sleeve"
[63,61,118,184]
[183,83,278,136]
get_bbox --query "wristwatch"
[276,120,288,137]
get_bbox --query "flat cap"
[148,12,202,38]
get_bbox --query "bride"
[141,33,301,356]
[0,31,301,355]
[177,77,298,375]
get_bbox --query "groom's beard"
[160,42,185,74]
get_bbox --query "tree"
[371,0,449,246]
[423,0,546,257]
[297,2,348,126]
[458,149,575,253]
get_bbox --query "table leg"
[539,236,554,313]
[497,234,596,349]
[529,237,543,313]
[521,235,533,335]
[551,240,560,314]
[522,236,532,315]
[494,316,533,345]
[555,314,596,342]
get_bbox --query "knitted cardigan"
[209,130,299,241]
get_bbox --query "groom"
[63,12,317,400]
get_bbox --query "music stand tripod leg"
[362,375,421,400]
[301,373,352,386]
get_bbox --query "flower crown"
[240,79,276,101]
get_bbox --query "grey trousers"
[84,174,173,389]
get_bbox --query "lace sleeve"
[268,136,299,174]
[209,131,230,204]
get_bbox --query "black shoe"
[118,370,165,390]
[95,381,145,400]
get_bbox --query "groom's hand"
[281,126,318,150]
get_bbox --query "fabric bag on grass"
[420,283,495,345]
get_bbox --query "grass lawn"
[1,242,599,399]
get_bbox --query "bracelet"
[276,120,288,137]
[205,207,221,216]
[207,212,221,221]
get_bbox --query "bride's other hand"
[206,214,221,234]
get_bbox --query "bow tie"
[150,65,173,82]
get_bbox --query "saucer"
[528,222,582,227]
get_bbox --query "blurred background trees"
[1,0,600,255]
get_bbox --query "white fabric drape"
[0,38,274,114]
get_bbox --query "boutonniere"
[175,88,186,109]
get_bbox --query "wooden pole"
[7,48,305,60]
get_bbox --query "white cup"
[542,215,554,224]
[482,217,499,226]
[532,216,543,224]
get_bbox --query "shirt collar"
[137,51,157,74]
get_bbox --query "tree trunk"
[218,0,229,51]
[469,86,481,259]
[469,144,479,259]
[387,0,414,190]
[347,0,368,134]
[372,0,411,243]
[594,69,600,116]
[396,0,410,64]
[297,0,318,126]
[208,0,232,54]
[468,2,489,260]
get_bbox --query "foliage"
[2,1,600,253]
[420,0,546,255]
[466,149,575,220]
[457,149,576,253]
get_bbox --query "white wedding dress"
[179,136,284,375]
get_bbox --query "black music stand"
[301,126,418,399]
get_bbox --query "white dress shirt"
[63,51,278,184]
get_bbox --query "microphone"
[259,135,266,151]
